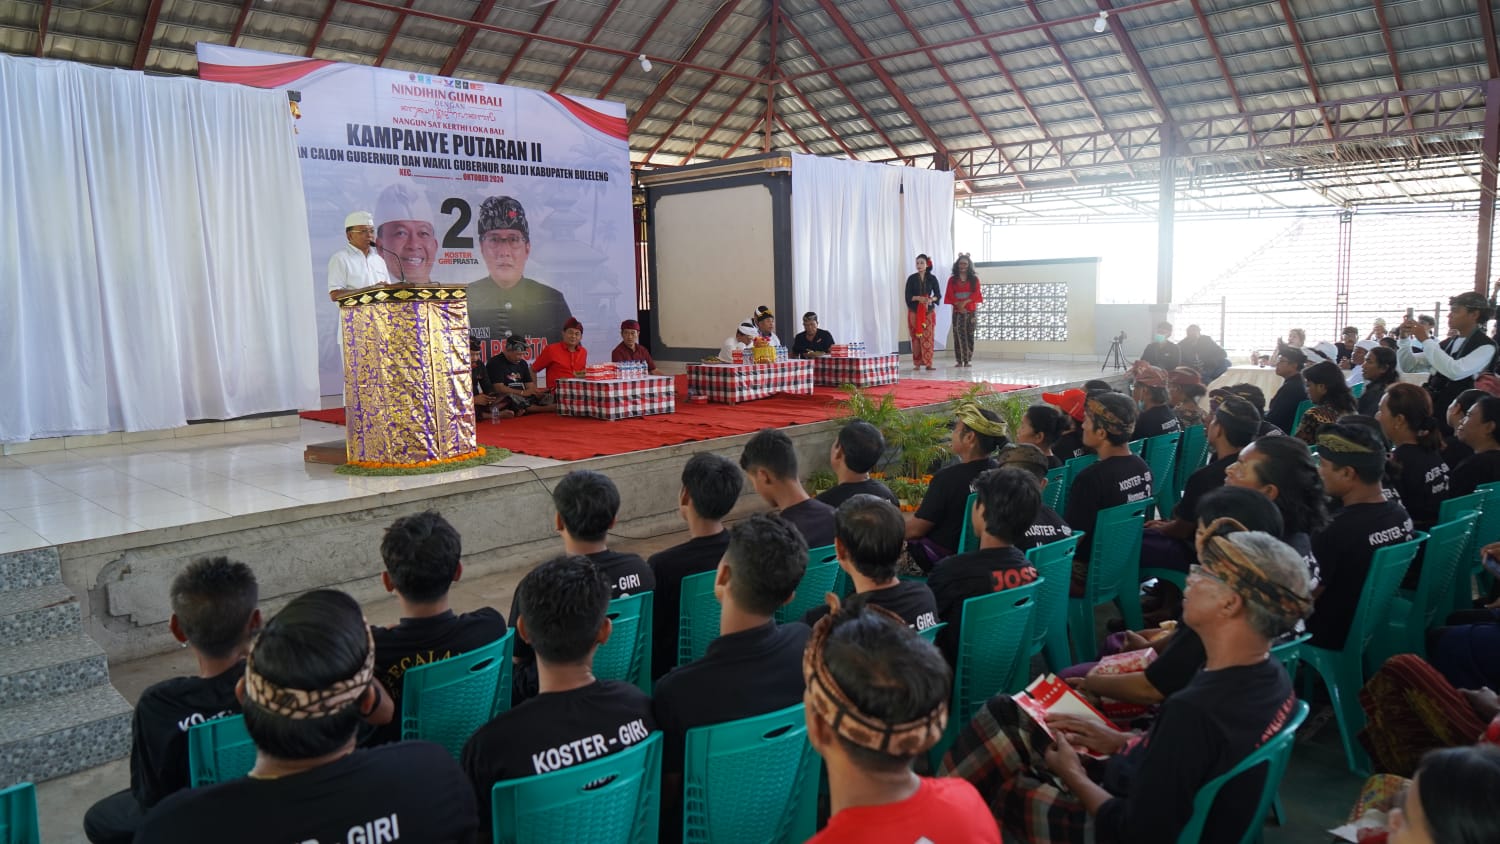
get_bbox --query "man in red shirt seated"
[804,600,1001,843]
[611,319,660,374]
[531,316,588,389]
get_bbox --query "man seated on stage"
[652,514,810,838]
[1179,324,1228,382]
[486,336,555,417]
[817,420,900,509]
[648,453,741,681]
[508,470,654,701]
[1140,321,1181,369]
[374,183,437,284]
[1399,291,1497,435]
[136,590,473,844]
[791,311,836,359]
[368,511,507,746]
[718,320,757,363]
[802,496,937,632]
[464,555,655,841]
[611,319,660,374]
[906,402,1006,570]
[467,195,573,348]
[326,210,391,299]
[531,317,588,390]
[805,602,1000,844]
[84,558,261,844]
[470,338,502,415]
[741,428,837,548]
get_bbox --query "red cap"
[1042,388,1087,422]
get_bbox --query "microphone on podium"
[371,239,407,284]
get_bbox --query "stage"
[0,358,1118,663]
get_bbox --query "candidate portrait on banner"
[466,195,572,351]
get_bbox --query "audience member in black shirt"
[1376,383,1450,530]
[1047,386,1098,461]
[742,427,836,548]
[466,555,655,840]
[85,558,261,844]
[929,467,1042,665]
[1310,423,1415,650]
[648,453,741,680]
[1265,347,1309,433]
[1357,345,1400,416]
[137,590,472,844]
[991,443,1072,552]
[816,420,900,509]
[1451,395,1500,497]
[1012,404,1069,469]
[907,402,1006,568]
[508,470,654,700]
[1441,388,1485,471]
[1223,435,1329,587]
[1128,361,1182,441]
[1064,392,1153,595]
[653,514,810,839]
[368,510,507,745]
[1140,396,1260,578]
[486,335,555,416]
[948,524,1311,843]
[1178,324,1228,382]
[1138,321,1181,369]
[802,496,938,631]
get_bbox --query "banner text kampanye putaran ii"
[198,45,635,395]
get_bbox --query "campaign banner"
[197,45,635,395]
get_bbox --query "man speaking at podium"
[327,210,392,300]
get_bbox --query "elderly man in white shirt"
[326,210,392,299]
[1398,290,1497,433]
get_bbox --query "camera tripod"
[1102,336,1128,371]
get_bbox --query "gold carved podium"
[334,284,478,467]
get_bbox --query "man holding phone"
[1399,291,1497,434]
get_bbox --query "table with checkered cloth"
[554,375,676,420]
[812,354,900,387]
[686,360,815,403]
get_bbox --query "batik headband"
[244,625,376,720]
[1197,518,1313,627]
[1316,431,1386,472]
[954,400,1007,438]
[1085,396,1132,437]
[802,601,948,756]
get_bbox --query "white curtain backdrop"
[900,167,956,350]
[0,56,319,442]
[790,154,905,354]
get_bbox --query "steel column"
[131,0,164,70]
[1157,128,1174,305]
[35,0,52,56]
[1477,79,1500,294]
[763,0,777,153]
[1481,0,1500,81]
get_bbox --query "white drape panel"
[791,154,905,354]
[900,167,956,350]
[0,56,318,442]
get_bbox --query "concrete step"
[0,584,81,645]
[0,548,61,593]
[0,635,110,709]
[0,684,132,788]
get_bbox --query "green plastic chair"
[490,731,662,844]
[1064,453,1098,489]
[1144,431,1181,520]
[1127,438,1145,455]
[1291,399,1313,434]
[1026,533,1084,674]
[956,492,979,554]
[401,629,515,758]
[1301,533,1426,773]
[1269,633,1309,685]
[918,622,946,643]
[595,591,653,694]
[187,714,256,786]
[775,561,840,625]
[1370,513,1477,667]
[1168,424,1209,518]
[1043,466,1067,512]
[1462,482,1500,610]
[812,544,855,600]
[681,704,820,844]
[929,581,1040,768]
[1174,700,1310,844]
[678,570,721,667]
[1068,501,1149,661]
[1351,381,1366,399]
[0,782,40,844]
[1439,490,1487,612]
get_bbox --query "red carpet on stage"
[302,376,1032,461]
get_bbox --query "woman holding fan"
[905,253,941,372]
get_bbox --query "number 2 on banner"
[441,198,473,249]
